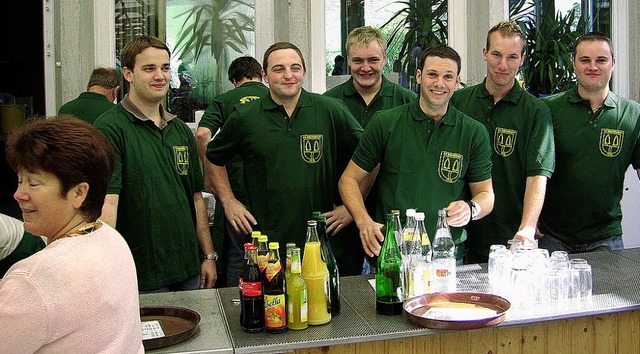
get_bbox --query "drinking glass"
[570,261,593,298]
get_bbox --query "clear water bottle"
[408,212,431,297]
[431,209,456,293]
[401,209,416,299]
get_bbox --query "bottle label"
[264,294,286,328]
[265,260,282,281]
[300,289,308,322]
[243,281,262,297]
[435,268,449,278]
[238,277,244,292]
[421,233,430,246]
[258,255,268,273]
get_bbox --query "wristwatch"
[201,252,218,262]
[466,200,480,221]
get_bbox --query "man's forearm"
[518,175,547,231]
[194,192,215,254]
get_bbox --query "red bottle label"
[264,294,286,328]
[243,281,262,297]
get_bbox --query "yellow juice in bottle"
[301,241,331,325]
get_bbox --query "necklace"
[64,221,101,238]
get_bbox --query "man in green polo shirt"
[206,42,363,250]
[195,56,268,287]
[539,32,640,253]
[58,67,121,124]
[95,36,217,292]
[450,21,555,263]
[324,26,416,275]
[340,45,494,260]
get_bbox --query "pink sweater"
[0,222,144,353]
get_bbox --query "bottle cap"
[406,208,416,217]
[269,242,279,249]
[415,212,425,221]
[251,231,261,238]
[307,220,317,226]
[247,245,257,251]
[286,242,296,248]
[258,235,268,242]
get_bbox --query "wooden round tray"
[140,306,200,350]
[404,292,510,330]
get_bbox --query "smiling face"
[483,32,525,91]
[263,48,306,104]
[573,39,615,95]
[124,47,171,105]
[416,56,460,120]
[14,169,86,240]
[348,40,386,93]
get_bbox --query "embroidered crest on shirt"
[173,146,189,175]
[239,95,261,104]
[438,151,463,183]
[599,128,624,157]
[300,134,323,163]
[494,127,517,157]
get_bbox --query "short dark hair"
[227,56,262,83]
[574,32,614,59]
[120,36,171,71]
[6,115,115,221]
[87,67,122,89]
[419,45,461,75]
[262,42,306,72]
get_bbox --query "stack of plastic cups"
[488,245,511,296]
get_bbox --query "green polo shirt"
[58,92,116,124]
[0,231,45,278]
[451,79,555,256]
[324,76,416,128]
[199,81,269,247]
[352,98,492,259]
[206,89,363,248]
[540,87,640,246]
[95,96,202,291]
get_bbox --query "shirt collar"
[408,97,458,126]
[342,75,394,99]
[121,95,177,128]
[260,88,313,111]
[478,78,524,104]
[567,85,618,108]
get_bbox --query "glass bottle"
[239,242,253,326]
[285,242,296,281]
[301,220,332,325]
[251,231,261,247]
[263,242,287,333]
[376,213,403,315]
[287,247,308,330]
[257,235,269,274]
[241,245,264,333]
[314,215,340,316]
[401,209,416,300]
[431,209,456,293]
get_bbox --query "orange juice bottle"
[301,220,331,325]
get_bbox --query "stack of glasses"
[488,245,593,307]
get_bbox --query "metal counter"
[141,248,640,353]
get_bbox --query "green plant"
[519,7,587,97]
[381,0,447,89]
[173,0,254,97]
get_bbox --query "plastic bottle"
[241,245,264,333]
[410,212,431,296]
[376,212,403,315]
[301,220,332,325]
[285,242,296,281]
[287,247,308,330]
[431,209,456,293]
[314,215,340,316]
[263,242,287,333]
[257,235,269,274]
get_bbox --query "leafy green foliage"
[519,7,587,96]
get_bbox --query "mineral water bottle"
[409,212,431,296]
[401,209,416,299]
[431,209,456,292]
